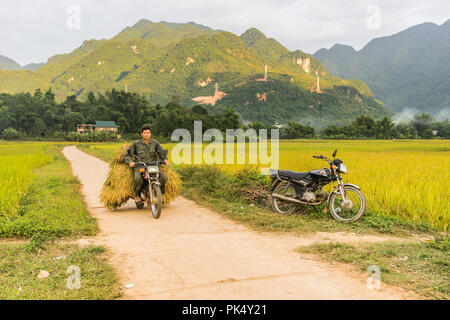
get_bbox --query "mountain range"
[0,55,44,72]
[0,19,393,127]
[313,19,450,119]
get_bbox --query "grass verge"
[0,142,121,299]
[297,237,449,299]
[0,242,121,299]
[78,143,124,163]
[176,165,440,237]
[0,144,98,238]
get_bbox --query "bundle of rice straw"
[100,145,181,209]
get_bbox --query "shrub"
[1,127,22,140]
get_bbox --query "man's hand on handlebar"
[129,160,168,167]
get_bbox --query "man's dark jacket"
[124,139,167,165]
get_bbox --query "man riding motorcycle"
[123,125,169,203]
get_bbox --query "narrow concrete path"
[62,146,416,299]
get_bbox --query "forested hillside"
[0,19,389,127]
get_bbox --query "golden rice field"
[83,140,450,231]
[0,143,52,218]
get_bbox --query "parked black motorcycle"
[269,149,366,222]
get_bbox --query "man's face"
[141,129,151,141]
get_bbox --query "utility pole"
[125,83,128,93]
[264,65,268,81]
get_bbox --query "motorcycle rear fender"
[270,178,282,191]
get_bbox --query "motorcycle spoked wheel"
[147,184,162,219]
[328,186,366,222]
[270,182,297,215]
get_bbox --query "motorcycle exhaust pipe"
[271,193,304,204]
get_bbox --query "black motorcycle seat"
[278,170,310,180]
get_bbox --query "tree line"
[250,113,449,139]
[0,88,448,140]
[0,89,240,141]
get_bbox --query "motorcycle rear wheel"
[270,182,297,215]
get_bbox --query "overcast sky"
[1,0,449,65]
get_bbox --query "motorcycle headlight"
[147,166,159,173]
[339,163,347,174]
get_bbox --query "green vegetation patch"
[0,144,97,238]
[0,242,121,299]
[297,237,450,299]
[176,164,437,236]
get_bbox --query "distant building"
[94,121,119,133]
[76,124,95,134]
[77,121,119,134]
[273,123,284,129]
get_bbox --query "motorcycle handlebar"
[313,155,333,165]
[133,160,166,167]
[140,160,165,165]
[133,154,167,167]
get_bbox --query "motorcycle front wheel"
[329,186,366,222]
[270,182,297,215]
[148,184,162,219]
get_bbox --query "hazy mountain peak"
[186,21,217,32]
[313,20,450,115]
[113,19,218,44]
[22,62,44,71]
[240,28,267,46]
[0,54,44,71]
[134,18,153,27]
[0,54,22,70]
[329,43,356,52]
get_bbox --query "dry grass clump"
[100,145,181,209]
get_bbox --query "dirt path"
[62,146,416,300]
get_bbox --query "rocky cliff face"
[293,57,311,73]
